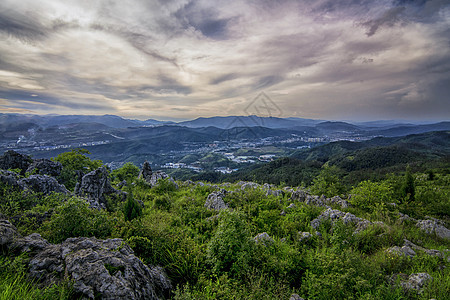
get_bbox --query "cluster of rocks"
[253,232,274,246]
[0,169,69,196]
[386,239,449,261]
[389,273,433,294]
[290,190,349,209]
[1,219,171,299]
[310,208,379,234]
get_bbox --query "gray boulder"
[311,208,375,233]
[138,161,152,182]
[386,246,416,258]
[10,233,50,254]
[254,232,274,246]
[75,167,125,209]
[149,171,169,187]
[390,273,432,293]
[289,294,305,300]
[0,150,32,175]
[29,237,172,299]
[26,159,62,177]
[298,232,313,242]
[0,169,20,188]
[19,175,69,195]
[0,219,20,246]
[290,190,307,202]
[205,192,228,211]
[416,219,450,240]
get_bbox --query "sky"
[0,0,449,121]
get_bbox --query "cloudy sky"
[0,0,449,121]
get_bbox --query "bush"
[42,197,114,243]
[207,210,254,276]
[349,180,393,212]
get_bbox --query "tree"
[310,165,345,197]
[401,165,415,202]
[52,149,103,191]
[123,189,142,221]
[111,162,140,184]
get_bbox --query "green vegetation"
[52,148,103,191]
[1,143,449,299]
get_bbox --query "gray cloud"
[0,0,448,121]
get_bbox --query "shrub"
[42,197,114,243]
[349,180,393,212]
[207,210,254,276]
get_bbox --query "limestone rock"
[310,208,375,233]
[290,190,307,202]
[416,219,450,240]
[386,246,416,258]
[10,233,50,254]
[26,159,62,177]
[0,150,32,175]
[29,237,171,299]
[254,232,274,246]
[138,161,152,182]
[298,232,313,242]
[149,171,169,187]
[75,167,125,209]
[19,175,69,195]
[289,294,305,300]
[0,219,20,246]
[390,273,432,293]
[241,182,260,190]
[0,169,20,188]
[266,189,284,197]
[205,192,228,211]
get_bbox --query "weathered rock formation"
[390,273,432,293]
[19,175,69,195]
[416,218,450,240]
[1,219,172,299]
[254,232,274,246]
[75,167,125,209]
[0,150,33,175]
[205,191,228,211]
[26,159,62,177]
[29,237,171,299]
[138,161,152,182]
[310,208,378,233]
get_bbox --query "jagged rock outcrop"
[240,181,260,190]
[0,150,33,175]
[19,175,69,195]
[298,232,313,242]
[10,233,50,254]
[75,167,125,209]
[29,237,172,299]
[390,273,432,293]
[26,159,62,177]
[387,239,449,261]
[386,245,416,258]
[416,218,450,240]
[149,171,169,186]
[205,191,228,211]
[0,219,20,246]
[138,161,152,182]
[311,208,377,233]
[290,190,349,209]
[266,189,284,197]
[254,232,274,246]
[0,169,20,188]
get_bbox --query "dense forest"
[0,135,449,299]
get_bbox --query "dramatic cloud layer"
[0,0,449,121]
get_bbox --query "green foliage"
[349,180,394,212]
[207,210,254,276]
[111,162,139,184]
[401,165,415,202]
[310,165,346,197]
[52,148,103,191]
[42,197,114,243]
[123,191,142,221]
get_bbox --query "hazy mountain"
[178,115,322,129]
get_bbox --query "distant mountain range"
[0,113,448,165]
